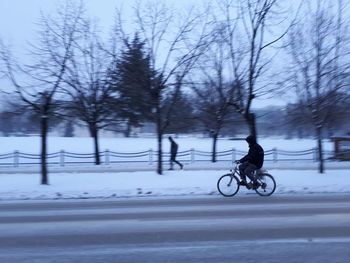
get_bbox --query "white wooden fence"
[0,148,334,167]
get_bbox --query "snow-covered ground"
[0,136,336,169]
[0,136,349,201]
[0,136,334,153]
[1,168,350,200]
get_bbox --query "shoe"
[239,180,247,186]
[180,164,184,170]
[246,182,253,190]
[168,168,174,170]
[252,182,261,190]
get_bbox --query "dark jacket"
[240,135,264,168]
[170,140,178,155]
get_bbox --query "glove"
[234,160,240,164]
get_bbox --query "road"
[0,194,349,263]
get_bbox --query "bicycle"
[217,161,276,197]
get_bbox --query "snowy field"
[0,136,349,201]
[1,169,350,201]
[0,136,336,168]
[0,136,334,153]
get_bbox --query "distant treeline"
[1,103,349,139]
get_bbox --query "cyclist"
[237,135,264,189]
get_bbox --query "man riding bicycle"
[237,135,264,189]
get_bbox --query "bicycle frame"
[230,163,241,178]
[217,162,276,197]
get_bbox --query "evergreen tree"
[163,91,196,134]
[110,34,153,137]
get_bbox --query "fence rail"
[0,148,335,168]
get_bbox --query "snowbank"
[0,169,349,201]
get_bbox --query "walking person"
[237,135,264,189]
[168,136,183,170]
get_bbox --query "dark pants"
[239,162,258,182]
[170,153,183,169]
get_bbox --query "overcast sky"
[0,0,201,47]
[0,0,297,109]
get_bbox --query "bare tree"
[62,21,116,165]
[193,83,237,162]
[191,25,238,162]
[0,1,85,184]
[115,1,210,174]
[0,40,6,80]
[216,0,295,138]
[285,0,350,173]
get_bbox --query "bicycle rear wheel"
[217,174,240,197]
[254,173,276,196]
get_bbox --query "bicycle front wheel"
[217,174,240,197]
[255,173,276,196]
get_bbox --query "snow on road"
[1,195,349,263]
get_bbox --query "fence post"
[148,149,153,165]
[14,150,19,167]
[231,148,236,162]
[191,148,195,163]
[60,150,65,167]
[105,149,110,165]
[273,148,277,163]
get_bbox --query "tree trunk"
[90,125,101,165]
[316,127,324,173]
[124,120,132,137]
[155,98,164,175]
[211,133,218,163]
[40,116,48,185]
[297,127,303,139]
[327,126,334,139]
[157,132,163,175]
[246,113,257,139]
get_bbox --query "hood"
[245,135,256,145]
